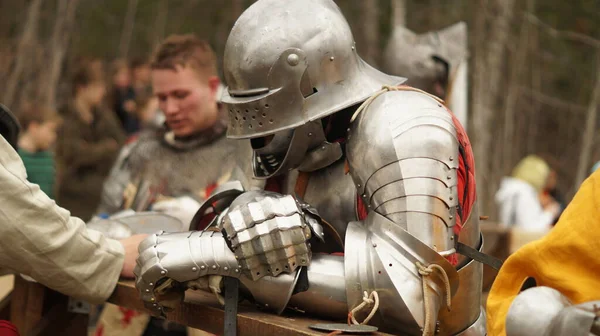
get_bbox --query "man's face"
[152,66,219,137]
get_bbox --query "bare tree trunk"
[153,0,168,48]
[119,0,139,58]
[574,53,600,188]
[39,0,80,110]
[471,0,516,215]
[2,0,42,108]
[502,10,531,172]
[392,0,406,27]
[362,0,380,66]
[526,0,540,154]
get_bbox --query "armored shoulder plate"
[347,90,460,255]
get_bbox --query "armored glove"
[134,190,316,316]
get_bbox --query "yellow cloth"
[486,170,600,335]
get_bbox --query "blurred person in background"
[540,168,565,224]
[109,59,139,135]
[56,59,125,221]
[495,155,560,231]
[134,91,162,130]
[16,105,61,199]
[130,57,152,97]
[94,34,251,336]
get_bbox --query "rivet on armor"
[224,267,229,271]
[450,236,454,240]
[149,282,153,286]
[235,269,239,273]
[372,243,377,247]
[192,267,197,272]
[201,265,206,270]
[145,289,150,293]
[287,53,300,66]
[449,196,453,200]
[449,215,453,219]
[447,176,451,180]
[212,265,217,270]
[449,156,454,161]
[150,297,155,302]
[160,270,166,275]
[351,46,355,50]
[330,56,335,61]
[308,132,313,136]
[153,303,157,307]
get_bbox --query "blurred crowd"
[17,56,161,222]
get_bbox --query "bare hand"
[119,234,149,278]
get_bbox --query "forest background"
[1,0,599,216]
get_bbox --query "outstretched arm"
[0,135,130,303]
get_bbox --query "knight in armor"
[134,1,486,335]
[93,35,252,336]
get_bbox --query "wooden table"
[108,281,393,336]
[9,275,88,336]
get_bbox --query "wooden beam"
[109,281,393,336]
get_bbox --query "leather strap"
[223,277,239,336]
[456,241,504,270]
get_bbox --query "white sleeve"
[513,190,554,232]
[0,136,124,303]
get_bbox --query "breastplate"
[281,160,357,240]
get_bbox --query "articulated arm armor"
[343,89,483,335]
[135,90,484,335]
